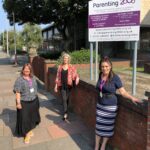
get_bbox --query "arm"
[16,92,22,109]
[72,66,79,85]
[13,77,22,109]
[118,87,141,103]
[75,76,79,85]
[54,83,58,93]
[54,66,60,93]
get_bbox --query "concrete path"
[0,52,95,150]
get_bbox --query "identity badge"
[30,88,34,93]
[100,92,102,98]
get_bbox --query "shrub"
[70,48,100,64]
[17,49,28,55]
[57,48,100,65]
[39,50,62,60]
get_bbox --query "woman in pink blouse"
[54,53,79,120]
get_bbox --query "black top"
[61,69,68,90]
[96,74,123,105]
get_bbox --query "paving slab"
[15,142,49,150]
[0,52,96,150]
[12,127,52,149]
[46,134,93,150]
[0,137,12,150]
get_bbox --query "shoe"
[62,113,68,121]
[28,131,34,137]
[24,135,30,144]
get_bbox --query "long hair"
[60,52,71,65]
[99,56,115,82]
[21,63,33,77]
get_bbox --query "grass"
[113,67,144,72]
[128,67,144,72]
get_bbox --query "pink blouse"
[55,64,79,87]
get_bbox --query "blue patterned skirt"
[96,103,118,137]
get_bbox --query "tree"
[3,0,89,50]
[21,23,43,50]
[2,30,23,53]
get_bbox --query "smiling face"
[63,56,69,64]
[22,66,31,76]
[101,61,111,76]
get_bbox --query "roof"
[42,22,55,32]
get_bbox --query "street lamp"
[13,12,17,65]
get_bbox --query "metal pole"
[132,41,138,95]
[90,42,94,80]
[13,12,17,65]
[95,42,98,81]
[6,30,9,55]
[3,32,5,51]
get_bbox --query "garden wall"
[30,56,56,90]
[48,67,148,150]
[144,63,150,73]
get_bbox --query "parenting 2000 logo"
[120,0,136,5]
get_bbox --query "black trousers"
[61,88,71,114]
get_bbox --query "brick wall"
[111,96,147,150]
[146,92,150,150]
[48,67,148,150]
[30,56,56,90]
[144,63,150,73]
[31,56,45,82]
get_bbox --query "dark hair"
[21,63,33,77]
[99,56,115,82]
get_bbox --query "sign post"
[90,42,94,80]
[88,0,140,94]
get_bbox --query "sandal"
[24,135,30,144]
[28,131,34,137]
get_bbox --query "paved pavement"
[0,52,95,150]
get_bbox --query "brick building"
[41,0,150,61]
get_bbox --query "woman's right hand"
[54,85,58,93]
[16,103,22,109]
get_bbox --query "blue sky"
[0,1,48,33]
[0,1,23,32]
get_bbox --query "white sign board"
[88,0,140,42]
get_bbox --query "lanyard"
[28,79,32,88]
[99,80,105,92]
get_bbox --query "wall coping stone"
[48,66,148,117]
[44,59,57,64]
[145,91,150,97]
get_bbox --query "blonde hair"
[21,63,33,77]
[61,52,71,64]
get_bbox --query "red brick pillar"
[29,56,34,64]
[44,60,56,91]
[146,91,150,150]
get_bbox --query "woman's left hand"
[75,77,79,85]
[131,97,142,104]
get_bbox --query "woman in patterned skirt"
[95,57,141,150]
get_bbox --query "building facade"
[42,1,150,62]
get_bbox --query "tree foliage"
[2,30,23,52]
[1,24,42,53]
[3,0,88,40]
[21,23,43,49]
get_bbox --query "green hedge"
[39,51,62,60]
[57,49,100,64]
[39,49,100,64]
[69,49,100,64]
